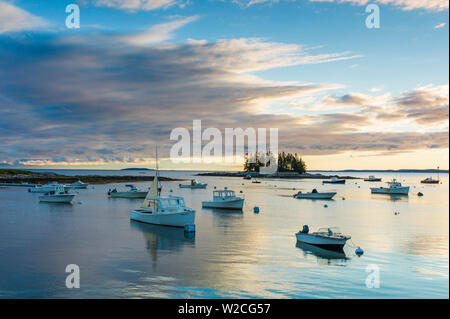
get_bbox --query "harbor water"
[0,170,448,298]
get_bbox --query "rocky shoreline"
[0,170,183,185]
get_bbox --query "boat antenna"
[437,166,440,182]
[155,145,161,197]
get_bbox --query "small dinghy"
[179,179,207,189]
[39,185,75,203]
[323,177,345,184]
[296,225,350,251]
[294,189,336,200]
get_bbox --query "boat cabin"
[213,190,237,199]
[140,197,186,213]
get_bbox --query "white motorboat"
[296,225,351,251]
[130,148,195,228]
[179,179,207,189]
[28,183,70,193]
[364,175,382,182]
[202,189,244,210]
[39,185,75,203]
[371,179,409,195]
[108,185,148,198]
[252,179,261,184]
[323,177,345,184]
[69,180,88,189]
[294,189,336,200]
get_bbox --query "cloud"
[0,31,447,167]
[123,16,199,45]
[246,0,449,11]
[434,22,447,29]
[93,0,181,11]
[0,2,49,34]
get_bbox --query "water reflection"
[130,221,195,264]
[296,242,349,266]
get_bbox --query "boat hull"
[130,210,195,227]
[421,180,439,184]
[294,192,336,200]
[109,191,147,198]
[364,178,382,182]
[202,198,244,210]
[179,184,207,189]
[39,194,75,203]
[371,186,409,195]
[296,233,349,251]
[323,180,345,184]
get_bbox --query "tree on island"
[243,151,306,174]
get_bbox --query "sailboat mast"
[155,145,160,197]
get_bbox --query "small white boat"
[108,185,148,198]
[179,179,207,189]
[323,177,345,184]
[294,189,336,200]
[28,183,70,193]
[130,148,195,228]
[296,225,350,251]
[252,179,261,184]
[39,185,75,203]
[202,189,244,210]
[243,174,252,180]
[69,180,88,189]
[364,175,382,182]
[371,179,409,195]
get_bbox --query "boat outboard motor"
[301,225,309,234]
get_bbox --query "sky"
[0,0,448,170]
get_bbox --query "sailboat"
[130,147,195,228]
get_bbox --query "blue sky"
[0,0,448,170]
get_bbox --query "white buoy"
[355,247,364,256]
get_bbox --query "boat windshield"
[317,227,341,234]
[159,198,185,208]
[214,190,236,198]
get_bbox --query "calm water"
[0,171,448,298]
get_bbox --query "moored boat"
[421,177,439,184]
[179,179,207,189]
[38,185,75,203]
[294,189,336,200]
[28,183,70,193]
[69,180,88,189]
[108,185,148,198]
[364,175,382,182]
[323,177,345,184]
[370,179,409,195]
[296,225,351,251]
[202,189,244,210]
[130,148,195,228]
